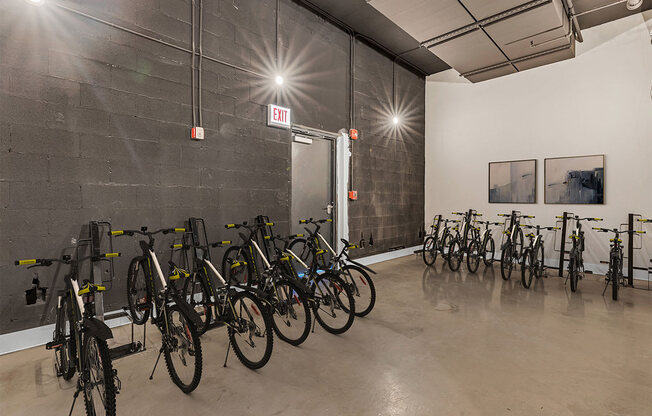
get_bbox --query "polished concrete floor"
[1,255,651,415]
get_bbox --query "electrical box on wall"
[191,126,204,140]
[348,191,358,200]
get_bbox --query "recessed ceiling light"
[275,75,284,86]
[26,0,44,5]
[626,0,643,10]
[392,116,399,125]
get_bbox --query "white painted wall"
[425,12,652,278]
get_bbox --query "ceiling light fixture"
[26,0,45,4]
[275,75,284,86]
[392,116,399,125]
[626,0,643,10]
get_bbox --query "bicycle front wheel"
[466,240,481,273]
[127,257,151,325]
[228,291,274,369]
[163,305,203,393]
[312,273,355,334]
[422,236,437,266]
[341,265,376,317]
[612,258,620,301]
[500,244,513,281]
[83,336,117,416]
[521,248,534,289]
[482,237,495,266]
[270,279,311,346]
[447,239,462,271]
[222,246,254,286]
[569,256,578,292]
[55,294,76,380]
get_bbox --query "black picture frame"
[488,159,537,204]
[544,154,605,205]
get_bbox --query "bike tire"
[270,278,312,346]
[163,305,203,393]
[569,256,578,292]
[312,272,355,335]
[422,236,437,266]
[127,256,151,325]
[482,236,496,266]
[341,264,376,317]
[612,258,619,301]
[83,336,117,416]
[447,238,462,271]
[500,244,513,281]
[228,291,274,369]
[521,248,533,289]
[536,244,545,278]
[55,294,76,380]
[466,240,481,273]
[181,269,213,335]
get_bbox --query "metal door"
[291,130,335,248]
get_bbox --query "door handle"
[324,202,334,215]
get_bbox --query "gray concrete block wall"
[0,0,424,334]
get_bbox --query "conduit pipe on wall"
[565,0,584,42]
[191,0,197,126]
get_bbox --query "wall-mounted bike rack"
[91,221,145,360]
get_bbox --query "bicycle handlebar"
[638,218,651,223]
[15,255,72,267]
[225,221,274,230]
[110,227,185,237]
[298,218,332,225]
[592,227,645,234]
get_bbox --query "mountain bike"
[594,227,645,300]
[280,228,356,334]
[16,249,121,415]
[499,211,534,280]
[560,216,602,292]
[289,218,376,317]
[447,210,481,271]
[521,224,559,289]
[111,226,203,393]
[466,220,503,273]
[422,216,459,266]
[172,220,275,367]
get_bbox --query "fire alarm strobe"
[191,126,204,140]
[349,129,358,140]
[348,190,358,200]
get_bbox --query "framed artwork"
[544,155,605,204]
[488,159,537,203]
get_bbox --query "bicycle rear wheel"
[288,238,314,271]
[569,256,578,292]
[341,265,376,317]
[422,236,437,266]
[222,246,254,286]
[181,270,213,335]
[83,336,117,416]
[612,258,620,301]
[127,257,151,325]
[228,291,274,369]
[163,305,203,393]
[270,279,311,346]
[482,237,495,266]
[312,273,355,334]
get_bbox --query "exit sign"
[267,104,291,129]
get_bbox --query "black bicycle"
[594,227,645,300]
[521,224,558,289]
[422,216,459,266]
[466,219,502,273]
[447,210,481,271]
[561,216,602,292]
[499,211,534,281]
[16,250,120,415]
[112,226,203,393]
[289,218,376,317]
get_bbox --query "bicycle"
[593,227,645,300]
[111,226,203,393]
[217,220,311,348]
[560,215,602,292]
[499,211,534,281]
[15,249,121,415]
[447,210,481,271]
[422,216,459,266]
[466,219,503,273]
[289,218,376,317]
[521,224,559,289]
[172,221,275,367]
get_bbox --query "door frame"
[290,123,349,252]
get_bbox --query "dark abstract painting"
[545,155,604,204]
[489,159,536,203]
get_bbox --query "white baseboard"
[0,311,131,356]
[355,245,421,267]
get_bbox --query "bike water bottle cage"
[78,282,106,295]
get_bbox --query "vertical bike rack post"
[558,212,569,277]
[627,213,635,286]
